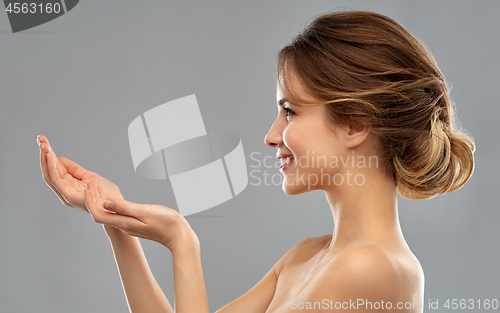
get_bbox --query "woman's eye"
[283,107,296,117]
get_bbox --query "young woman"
[38,10,475,313]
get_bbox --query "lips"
[278,154,294,172]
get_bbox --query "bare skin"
[257,71,423,312]
[38,135,181,313]
[38,72,424,313]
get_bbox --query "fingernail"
[103,200,114,210]
[36,135,40,146]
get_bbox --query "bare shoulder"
[273,236,327,275]
[268,236,424,312]
[331,244,411,285]
[303,243,424,310]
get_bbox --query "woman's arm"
[88,186,319,313]
[215,238,314,313]
[40,135,290,313]
[84,185,210,313]
[171,235,209,313]
[38,136,174,313]
[104,225,174,313]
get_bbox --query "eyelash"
[283,107,296,117]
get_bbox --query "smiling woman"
[38,9,474,313]
[275,11,475,200]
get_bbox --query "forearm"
[104,225,174,313]
[171,239,210,313]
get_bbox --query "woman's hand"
[84,182,197,252]
[38,135,122,213]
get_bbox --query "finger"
[46,150,73,206]
[59,157,89,181]
[46,149,62,185]
[42,138,70,178]
[39,139,53,186]
[39,136,60,186]
[85,189,144,231]
[102,198,145,219]
[39,138,74,207]
[56,156,69,177]
[37,135,48,147]
[39,135,54,155]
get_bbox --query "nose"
[264,116,284,148]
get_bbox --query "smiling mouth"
[279,156,294,171]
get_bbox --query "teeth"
[280,157,293,167]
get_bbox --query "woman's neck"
[323,168,406,254]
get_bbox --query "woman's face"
[265,73,350,195]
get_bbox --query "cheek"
[282,127,302,153]
[282,121,339,158]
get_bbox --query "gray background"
[1,1,498,312]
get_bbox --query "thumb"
[59,157,89,180]
[103,198,142,218]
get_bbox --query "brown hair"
[277,10,475,200]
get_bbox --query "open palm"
[38,135,122,213]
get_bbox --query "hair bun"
[394,109,475,199]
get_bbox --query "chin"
[281,168,324,195]
[282,179,316,196]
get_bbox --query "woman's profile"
[38,10,474,313]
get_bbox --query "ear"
[344,123,371,149]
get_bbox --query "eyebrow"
[278,98,287,107]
